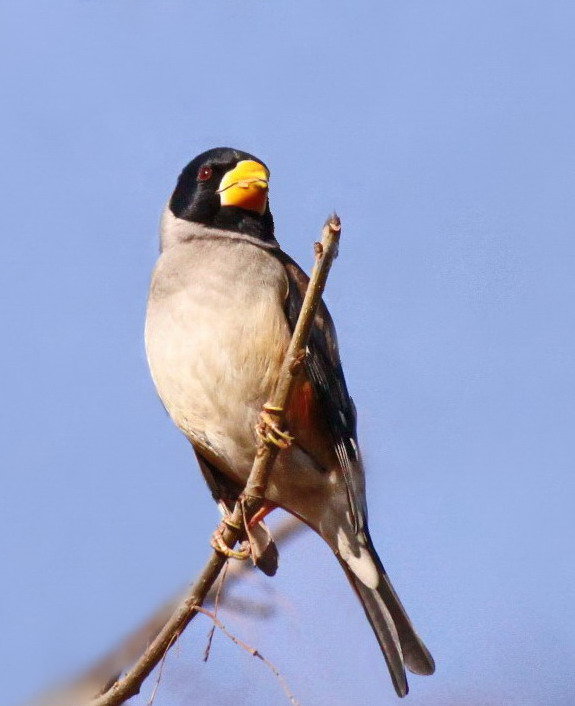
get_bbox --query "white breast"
[145,234,290,476]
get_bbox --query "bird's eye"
[197,166,213,182]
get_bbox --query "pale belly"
[145,238,291,478]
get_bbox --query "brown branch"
[241,217,341,505]
[87,215,341,706]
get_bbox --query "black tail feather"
[337,532,434,697]
[363,531,435,676]
[339,558,410,697]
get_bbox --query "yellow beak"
[217,160,269,215]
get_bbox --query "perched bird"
[145,147,435,696]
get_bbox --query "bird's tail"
[337,531,435,697]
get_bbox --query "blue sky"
[1,1,574,704]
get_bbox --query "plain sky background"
[1,1,574,704]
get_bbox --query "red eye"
[197,165,213,182]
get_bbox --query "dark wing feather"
[278,252,365,530]
[194,449,242,512]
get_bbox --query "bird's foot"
[255,404,294,449]
[210,520,250,561]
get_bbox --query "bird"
[145,147,435,696]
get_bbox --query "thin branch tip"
[326,213,341,231]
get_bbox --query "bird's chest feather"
[145,238,290,467]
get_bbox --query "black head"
[169,147,274,241]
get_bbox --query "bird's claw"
[256,406,294,449]
[210,524,250,560]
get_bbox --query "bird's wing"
[277,251,366,531]
[194,449,242,513]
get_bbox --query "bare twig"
[29,517,304,706]
[203,561,228,662]
[145,632,177,706]
[87,215,341,706]
[193,606,300,706]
